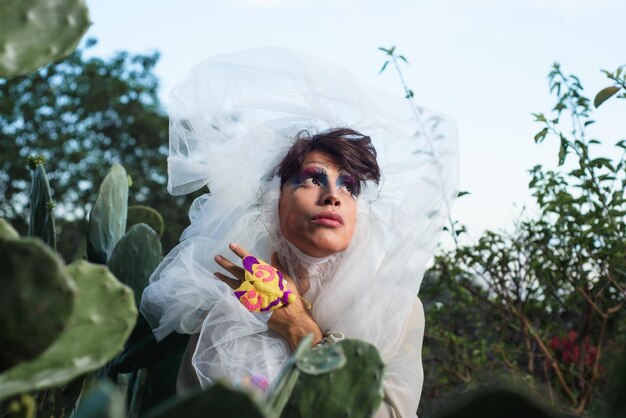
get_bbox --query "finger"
[214,272,240,290]
[215,255,245,281]
[229,242,251,260]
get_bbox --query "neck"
[284,239,338,266]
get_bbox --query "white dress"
[140,47,458,418]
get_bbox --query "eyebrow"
[302,160,330,168]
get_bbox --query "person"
[140,47,458,417]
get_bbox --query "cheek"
[278,192,304,234]
[343,201,358,240]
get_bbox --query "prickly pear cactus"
[142,382,267,418]
[127,205,165,237]
[0,218,19,239]
[4,393,37,418]
[0,238,75,373]
[107,223,162,307]
[87,164,129,264]
[435,389,560,418]
[0,260,137,400]
[279,339,385,418]
[0,0,90,77]
[27,155,56,250]
[73,380,126,418]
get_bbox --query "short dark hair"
[276,128,381,192]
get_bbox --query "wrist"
[268,307,323,350]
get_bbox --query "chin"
[299,238,349,258]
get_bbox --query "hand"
[214,243,323,350]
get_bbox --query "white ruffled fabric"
[140,47,458,416]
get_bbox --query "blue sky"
[84,0,625,241]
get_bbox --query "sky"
[84,0,625,242]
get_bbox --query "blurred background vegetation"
[0,40,203,260]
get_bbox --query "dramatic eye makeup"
[292,167,328,187]
[338,174,359,196]
[291,166,360,197]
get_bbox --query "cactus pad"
[280,339,385,418]
[87,164,129,264]
[127,205,165,237]
[28,157,57,250]
[0,218,19,239]
[108,223,163,307]
[435,388,560,418]
[0,0,90,77]
[296,344,346,376]
[73,380,126,418]
[0,238,75,373]
[142,382,267,418]
[0,260,137,400]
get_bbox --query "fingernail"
[229,242,237,249]
[215,255,222,262]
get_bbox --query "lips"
[311,211,344,228]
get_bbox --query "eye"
[338,175,359,196]
[295,167,327,187]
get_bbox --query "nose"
[321,185,341,207]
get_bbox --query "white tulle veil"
[140,47,459,393]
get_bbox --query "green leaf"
[558,137,568,166]
[457,191,471,198]
[378,60,389,74]
[534,128,548,143]
[594,86,621,108]
[531,113,547,123]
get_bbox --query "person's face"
[279,150,358,258]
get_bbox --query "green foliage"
[0,237,75,373]
[27,155,56,250]
[594,66,625,108]
[142,383,267,418]
[0,40,195,255]
[435,389,560,418]
[4,394,37,418]
[107,223,162,306]
[127,205,165,237]
[73,381,126,418]
[0,218,19,239]
[280,339,385,418]
[0,259,136,400]
[599,355,626,418]
[87,164,129,264]
[0,0,90,77]
[421,63,626,416]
